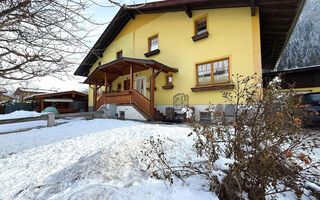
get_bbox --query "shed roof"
[74,0,305,77]
[13,88,57,96]
[24,91,88,101]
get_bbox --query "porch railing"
[95,90,151,118]
[131,89,150,117]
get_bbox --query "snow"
[0,119,218,200]
[277,0,320,69]
[0,118,83,135]
[0,110,41,120]
[181,107,193,119]
[0,118,318,199]
[0,111,83,133]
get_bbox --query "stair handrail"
[131,89,150,116]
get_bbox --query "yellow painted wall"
[88,7,262,107]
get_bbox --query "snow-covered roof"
[24,90,87,101]
[14,88,57,96]
[24,92,54,101]
[0,88,8,93]
[264,65,320,74]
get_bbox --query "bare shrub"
[143,74,320,199]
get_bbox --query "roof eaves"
[274,0,306,69]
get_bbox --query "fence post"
[47,113,56,127]
[103,109,108,118]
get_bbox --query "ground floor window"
[196,58,229,85]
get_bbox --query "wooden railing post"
[150,67,155,119]
[104,73,108,93]
[93,84,97,111]
[130,64,134,91]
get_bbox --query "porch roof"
[84,57,178,85]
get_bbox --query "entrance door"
[124,80,130,90]
[135,77,147,97]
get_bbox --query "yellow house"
[74,0,305,121]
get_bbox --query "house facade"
[74,0,305,121]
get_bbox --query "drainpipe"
[149,66,164,121]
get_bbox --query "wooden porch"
[85,57,178,121]
[95,90,163,120]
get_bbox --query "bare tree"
[0,0,151,84]
[0,0,105,82]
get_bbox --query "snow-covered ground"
[0,119,218,200]
[0,111,83,133]
[0,117,318,200]
[0,110,41,120]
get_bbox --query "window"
[116,50,122,59]
[148,35,158,51]
[117,83,121,91]
[213,59,229,83]
[98,86,103,95]
[166,74,173,85]
[196,58,229,85]
[200,112,211,122]
[195,17,207,35]
[197,63,211,84]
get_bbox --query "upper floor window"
[116,50,123,59]
[195,17,207,35]
[196,58,229,85]
[149,35,158,51]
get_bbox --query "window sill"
[144,49,160,57]
[191,84,234,92]
[162,85,174,90]
[192,32,209,42]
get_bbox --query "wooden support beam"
[96,50,103,58]
[258,0,298,6]
[101,69,122,76]
[41,99,44,112]
[150,68,155,119]
[104,73,108,92]
[261,31,287,36]
[183,4,192,18]
[130,64,134,90]
[250,0,255,16]
[93,84,97,111]
[126,11,135,20]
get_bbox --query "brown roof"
[74,0,305,76]
[84,57,178,85]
